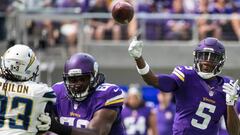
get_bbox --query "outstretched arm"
[134,56,159,88]
[128,36,178,92]
[223,80,240,135]
[128,36,160,88]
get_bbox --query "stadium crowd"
[0,0,240,51]
[1,1,240,135]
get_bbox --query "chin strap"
[197,72,215,79]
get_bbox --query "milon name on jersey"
[0,82,29,94]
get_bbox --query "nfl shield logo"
[209,91,214,96]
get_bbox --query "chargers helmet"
[1,44,39,81]
[63,53,99,101]
[193,37,225,79]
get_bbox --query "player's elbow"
[142,74,159,88]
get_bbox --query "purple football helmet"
[193,37,225,79]
[63,53,99,101]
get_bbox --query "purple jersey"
[121,104,152,135]
[155,103,175,135]
[158,66,232,135]
[52,82,125,135]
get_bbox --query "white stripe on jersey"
[173,68,185,78]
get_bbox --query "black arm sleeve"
[49,114,72,135]
[45,102,72,135]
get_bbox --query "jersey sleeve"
[52,82,64,96]
[96,83,125,110]
[171,65,193,87]
[37,83,56,104]
[156,66,191,92]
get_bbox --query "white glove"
[128,36,143,58]
[37,113,51,131]
[223,80,239,106]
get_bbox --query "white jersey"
[0,77,56,135]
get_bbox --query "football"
[111,1,134,24]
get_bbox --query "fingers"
[131,31,142,41]
[224,80,240,106]
[223,80,239,93]
[38,113,50,123]
[37,124,49,131]
[128,32,143,58]
[132,36,137,41]
[223,84,235,95]
[234,79,239,87]
[136,33,141,40]
[37,113,51,131]
[223,83,232,90]
[223,87,235,95]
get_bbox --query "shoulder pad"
[31,83,56,102]
[96,83,118,91]
[96,83,125,107]
[172,65,193,82]
[52,81,65,94]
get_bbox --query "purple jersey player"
[51,53,126,135]
[155,92,175,135]
[121,84,157,135]
[128,37,240,135]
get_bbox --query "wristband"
[136,62,150,75]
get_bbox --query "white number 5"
[191,102,216,130]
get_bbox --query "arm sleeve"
[157,74,179,92]
[44,101,58,117]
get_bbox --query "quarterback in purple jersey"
[51,53,125,135]
[128,37,240,135]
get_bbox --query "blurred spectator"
[58,0,89,12]
[25,0,55,10]
[155,92,175,135]
[88,0,121,40]
[196,0,221,40]
[0,0,10,41]
[155,0,173,13]
[163,0,192,40]
[121,84,158,135]
[232,0,240,12]
[124,0,137,40]
[137,0,163,40]
[231,13,240,41]
[23,0,60,50]
[57,0,89,55]
[212,0,238,40]
[231,2,240,41]
[183,0,196,13]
